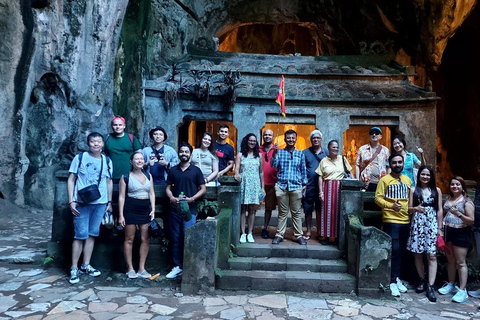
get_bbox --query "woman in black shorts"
[118,151,155,279]
[438,176,474,303]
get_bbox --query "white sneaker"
[396,277,407,293]
[390,283,400,297]
[438,282,456,295]
[239,234,247,243]
[247,234,255,243]
[69,268,80,284]
[166,266,183,279]
[452,287,468,303]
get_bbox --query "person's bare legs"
[414,253,425,281]
[124,225,136,272]
[263,209,272,230]
[71,239,83,269]
[446,243,456,284]
[240,204,247,235]
[81,236,96,266]
[427,254,437,286]
[137,224,150,273]
[454,245,468,289]
[247,205,256,234]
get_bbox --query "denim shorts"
[73,203,107,240]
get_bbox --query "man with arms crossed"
[67,132,113,284]
[271,129,308,245]
[374,152,412,297]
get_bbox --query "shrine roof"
[144,52,438,103]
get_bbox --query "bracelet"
[107,201,112,204]
[68,201,76,205]
[437,227,443,230]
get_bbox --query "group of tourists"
[364,126,477,304]
[66,116,479,305]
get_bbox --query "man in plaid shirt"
[271,129,308,245]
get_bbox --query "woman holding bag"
[316,140,353,245]
[118,151,155,279]
[406,166,443,302]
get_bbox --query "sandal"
[303,235,311,240]
[137,270,152,279]
[126,270,138,279]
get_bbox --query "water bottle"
[178,192,191,221]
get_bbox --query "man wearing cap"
[356,126,390,192]
[302,130,328,240]
[143,127,179,185]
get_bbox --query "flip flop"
[303,235,311,240]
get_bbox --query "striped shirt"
[374,174,412,224]
[271,148,307,191]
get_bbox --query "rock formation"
[0,0,478,207]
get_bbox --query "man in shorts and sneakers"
[67,132,113,284]
[259,129,277,239]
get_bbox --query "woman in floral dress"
[406,166,443,302]
[234,133,265,243]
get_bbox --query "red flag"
[275,75,286,117]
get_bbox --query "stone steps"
[216,243,355,293]
[228,257,347,273]
[216,270,355,293]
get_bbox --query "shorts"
[73,203,107,240]
[302,186,321,213]
[264,185,277,211]
[445,226,472,248]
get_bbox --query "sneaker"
[239,234,247,244]
[390,283,400,297]
[396,277,407,293]
[137,270,152,279]
[438,282,456,295]
[247,234,255,243]
[69,267,80,284]
[261,229,269,239]
[468,288,480,298]
[166,266,183,279]
[80,264,101,277]
[452,287,468,303]
[126,270,138,279]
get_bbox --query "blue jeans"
[73,203,107,240]
[383,223,410,283]
[169,208,196,269]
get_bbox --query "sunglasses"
[264,153,269,162]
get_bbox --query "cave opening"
[218,23,326,56]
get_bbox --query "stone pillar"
[339,179,364,251]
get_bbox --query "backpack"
[77,152,112,179]
[105,133,135,150]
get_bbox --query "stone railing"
[341,180,391,296]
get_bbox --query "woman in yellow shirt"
[315,140,353,245]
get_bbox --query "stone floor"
[2,199,480,319]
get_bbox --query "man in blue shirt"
[271,129,308,245]
[302,130,328,241]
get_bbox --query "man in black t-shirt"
[165,142,206,279]
[215,124,235,176]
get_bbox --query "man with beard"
[374,152,412,297]
[259,129,277,239]
[165,142,206,279]
[271,129,308,245]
